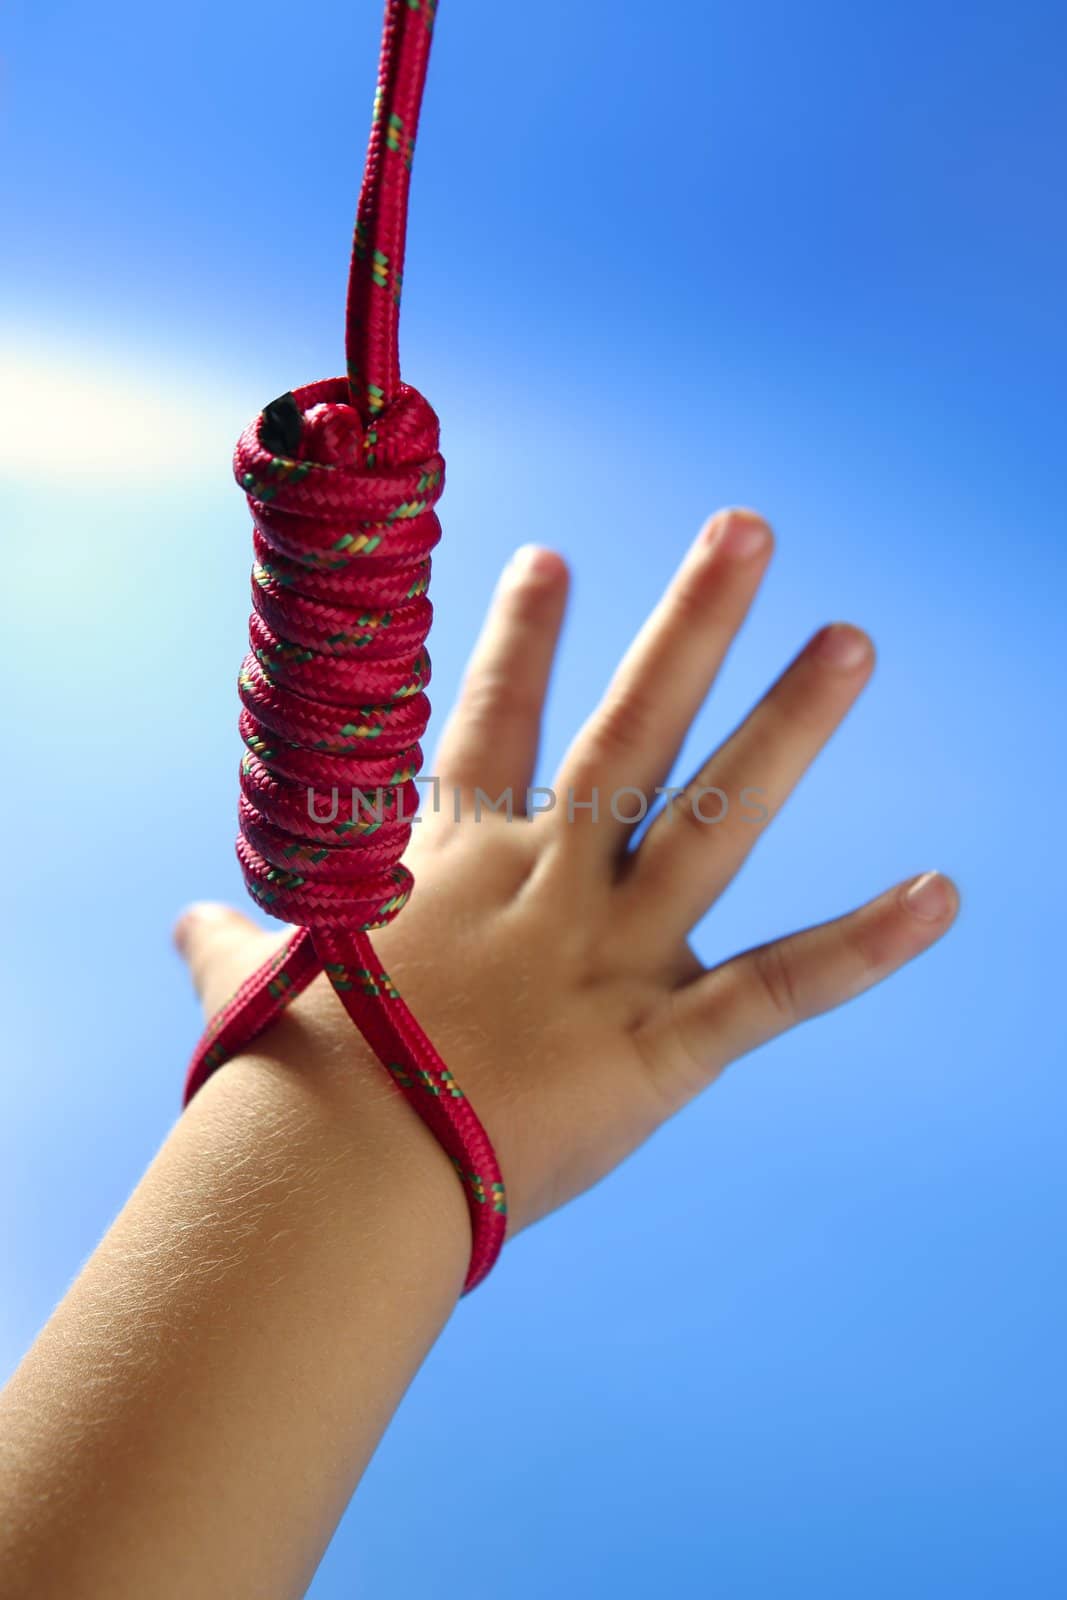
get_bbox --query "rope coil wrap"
[234,377,442,934]
[183,0,507,1292]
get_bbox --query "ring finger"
[620,622,875,948]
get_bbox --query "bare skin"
[0,509,959,1598]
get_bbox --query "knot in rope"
[233,375,445,935]
[185,0,507,1292]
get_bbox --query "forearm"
[0,1013,469,1600]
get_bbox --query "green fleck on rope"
[386,498,430,523]
[266,456,313,484]
[240,471,277,503]
[377,888,410,919]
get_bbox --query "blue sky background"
[2,1,1065,1594]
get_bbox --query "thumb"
[173,901,279,1018]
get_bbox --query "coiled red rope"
[183,0,507,1292]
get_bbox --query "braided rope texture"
[183,0,507,1292]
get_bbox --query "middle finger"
[549,507,773,874]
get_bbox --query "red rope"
[182,0,507,1293]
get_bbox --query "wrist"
[0,1011,472,1600]
[194,1004,474,1308]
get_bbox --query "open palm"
[178,507,958,1237]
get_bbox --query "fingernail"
[903,871,955,922]
[811,623,872,671]
[509,543,558,579]
[712,511,772,561]
[172,901,227,954]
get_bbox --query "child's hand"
[177,509,958,1239]
[2,511,961,1600]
